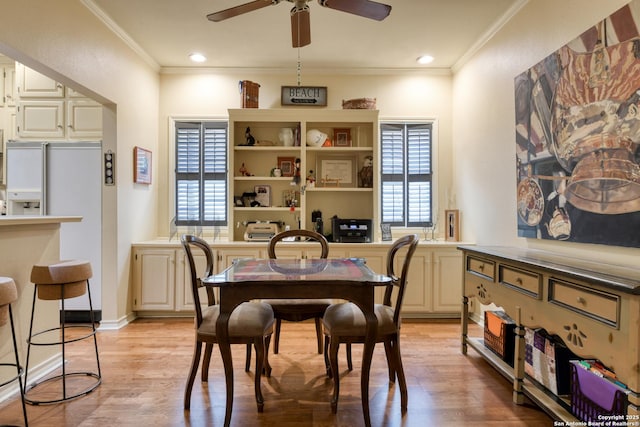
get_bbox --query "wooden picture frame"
[134,146,152,184]
[254,185,271,207]
[380,223,392,241]
[277,156,296,177]
[333,128,352,147]
[445,209,460,242]
[316,154,357,187]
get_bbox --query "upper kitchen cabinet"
[15,63,102,140]
[229,108,378,242]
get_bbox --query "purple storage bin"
[570,361,628,422]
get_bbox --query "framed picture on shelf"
[282,189,300,207]
[277,156,296,177]
[134,146,152,184]
[254,185,271,207]
[316,154,357,187]
[445,209,460,241]
[333,128,352,147]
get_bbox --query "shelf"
[235,176,293,181]
[234,207,294,212]
[307,187,373,192]
[306,147,373,152]
[466,337,578,423]
[234,146,301,151]
[229,108,378,241]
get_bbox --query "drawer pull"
[479,264,485,271]
[516,277,523,285]
[576,296,586,304]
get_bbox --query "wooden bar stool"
[0,277,28,426]
[24,260,101,405]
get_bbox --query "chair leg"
[9,305,28,427]
[184,341,203,410]
[23,286,38,402]
[346,343,353,371]
[273,318,282,354]
[253,338,266,413]
[391,335,408,412]
[324,335,331,378]
[314,317,323,354]
[202,343,213,382]
[329,337,340,414]
[263,335,272,377]
[245,343,252,372]
[383,340,396,383]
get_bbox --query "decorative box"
[570,361,628,422]
[483,310,516,367]
[524,327,575,396]
[240,80,260,108]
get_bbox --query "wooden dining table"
[203,257,391,427]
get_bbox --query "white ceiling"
[87,0,522,72]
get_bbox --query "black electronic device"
[331,218,373,243]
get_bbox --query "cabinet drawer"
[549,279,619,327]
[499,265,541,298]
[466,256,495,281]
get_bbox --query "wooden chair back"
[181,234,216,327]
[268,229,329,259]
[382,234,419,327]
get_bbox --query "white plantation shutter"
[176,121,227,226]
[380,123,432,227]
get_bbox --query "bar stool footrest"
[25,371,101,405]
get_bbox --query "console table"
[458,245,640,421]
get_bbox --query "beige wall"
[452,0,639,266]
[158,71,453,237]
[0,0,160,325]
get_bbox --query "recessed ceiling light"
[416,55,434,65]
[189,53,207,63]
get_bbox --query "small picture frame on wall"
[134,146,152,184]
[445,209,460,242]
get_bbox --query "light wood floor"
[0,318,553,426]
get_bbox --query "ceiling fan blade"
[207,0,276,22]
[318,0,391,21]
[291,7,311,48]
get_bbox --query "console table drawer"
[549,279,619,327]
[467,256,495,281]
[499,266,541,298]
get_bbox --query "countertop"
[0,215,82,226]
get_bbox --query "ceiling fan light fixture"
[189,53,207,63]
[416,55,434,65]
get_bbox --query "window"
[380,122,432,227]
[175,121,228,226]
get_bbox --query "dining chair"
[265,229,331,354]
[322,233,419,414]
[181,234,275,413]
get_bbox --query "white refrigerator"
[5,141,102,319]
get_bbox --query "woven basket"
[342,98,376,109]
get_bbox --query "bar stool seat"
[24,260,101,405]
[0,276,28,426]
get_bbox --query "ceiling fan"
[207,0,392,48]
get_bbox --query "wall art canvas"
[515,2,640,248]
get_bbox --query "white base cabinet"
[131,241,464,318]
